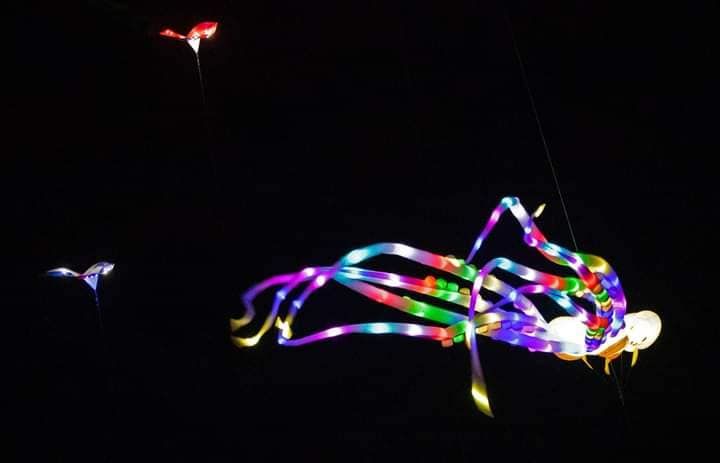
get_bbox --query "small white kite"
[47,262,115,322]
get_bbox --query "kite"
[159,21,218,108]
[47,262,115,327]
[229,197,661,417]
[159,21,218,54]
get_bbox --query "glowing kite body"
[159,21,218,116]
[160,22,218,54]
[230,197,660,416]
[47,262,114,310]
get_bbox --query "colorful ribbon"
[230,197,660,416]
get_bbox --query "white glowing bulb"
[520,267,537,280]
[406,325,423,336]
[386,273,402,287]
[623,310,662,351]
[369,323,390,334]
[393,244,414,258]
[301,268,316,277]
[346,249,368,265]
[326,327,343,338]
[100,264,115,275]
[548,316,586,347]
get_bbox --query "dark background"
[9,0,716,460]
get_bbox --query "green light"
[596,290,609,303]
[401,297,464,325]
[459,264,478,281]
[565,278,582,293]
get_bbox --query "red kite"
[159,21,219,106]
[160,21,218,53]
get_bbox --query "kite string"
[500,1,628,418]
[193,50,227,240]
[195,52,208,110]
[90,285,117,457]
[500,4,578,251]
[94,291,105,334]
[609,363,626,406]
[194,52,221,186]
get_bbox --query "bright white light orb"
[548,316,586,347]
[623,310,661,351]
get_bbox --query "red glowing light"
[188,22,218,40]
[159,22,218,41]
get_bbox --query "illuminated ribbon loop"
[230,197,660,417]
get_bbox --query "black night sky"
[10,1,716,460]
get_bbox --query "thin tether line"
[192,48,227,241]
[500,2,628,416]
[194,49,220,184]
[501,6,579,251]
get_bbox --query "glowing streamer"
[230,197,660,417]
[47,262,115,327]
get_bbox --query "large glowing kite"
[230,197,660,416]
[160,21,218,54]
[47,262,115,319]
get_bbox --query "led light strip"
[230,197,659,417]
